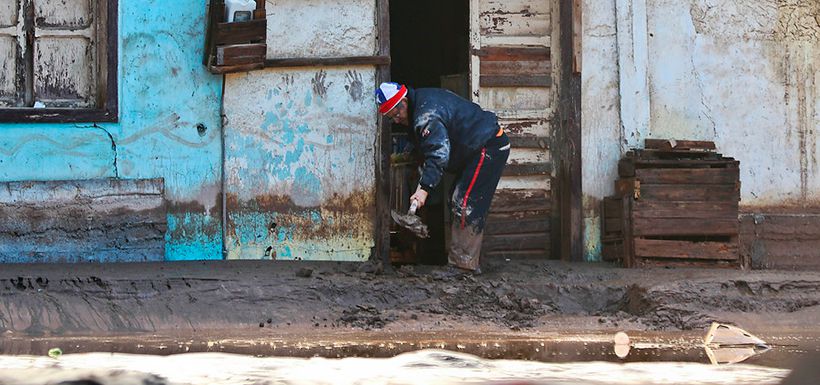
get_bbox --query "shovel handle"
[409,199,419,215]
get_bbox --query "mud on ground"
[0,259,818,337]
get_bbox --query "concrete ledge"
[740,211,820,271]
[0,178,167,263]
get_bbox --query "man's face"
[385,99,409,126]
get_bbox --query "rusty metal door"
[222,0,385,261]
[470,0,555,259]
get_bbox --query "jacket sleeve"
[416,117,450,192]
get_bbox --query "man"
[375,82,510,273]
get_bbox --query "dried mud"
[0,260,818,337]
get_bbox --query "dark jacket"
[405,88,499,192]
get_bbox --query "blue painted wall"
[0,1,224,262]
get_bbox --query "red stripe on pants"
[461,148,486,229]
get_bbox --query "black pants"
[449,133,510,270]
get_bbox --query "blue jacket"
[405,88,500,192]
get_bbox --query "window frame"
[0,0,118,123]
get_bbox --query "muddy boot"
[448,221,483,272]
[430,265,468,280]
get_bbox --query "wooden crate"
[603,140,742,268]
[203,0,267,74]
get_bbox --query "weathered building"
[1,0,817,269]
[583,0,820,269]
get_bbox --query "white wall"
[581,0,820,260]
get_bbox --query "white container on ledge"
[225,0,256,22]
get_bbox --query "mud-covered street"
[0,260,818,337]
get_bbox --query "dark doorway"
[388,0,470,265]
[390,0,470,93]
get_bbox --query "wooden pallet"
[603,140,742,268]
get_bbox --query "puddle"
[2,330,818,368]
[0,330,818,384]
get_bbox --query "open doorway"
[388,0,470,265]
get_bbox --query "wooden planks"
[632,218,738,237]
[633,200,738,219]
[483,188,551,260]
[217,43,265,66]
[477,46,551,88]
[645,139,716,151]
[484,233,549,252]
[634,239,738,260]
[479,0,551,37]
[638,184,739,202]
[474,46,550,61]
[602,139,741,268]
[480,74,551,87]
[213,19,266,46]
[485,215,550,235]
[481,60,550,75]
[508,135,549,150]
[503,162,552,176]
[204,1,267,73]
[635,168,739,185]
[489,188,550,213]
[739,213,820,270]
[471,0,556,261]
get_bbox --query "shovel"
[391,199,430,238]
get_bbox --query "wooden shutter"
[33,0,96,107]
[0,0,23,106]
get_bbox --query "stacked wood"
[484,188,551,260]
[602,139,741,268]
[203,0,267,74]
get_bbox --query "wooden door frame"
[553,0,583,262]
[375,0,392,270]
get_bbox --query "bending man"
[376,82,510,273]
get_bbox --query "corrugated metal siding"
[222,0,380,261]
[471,0,554,259]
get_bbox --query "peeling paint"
[584,0,820,260]
[0,0,224,262]
[689,0,820,41]
[223,67,377,261]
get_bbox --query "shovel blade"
[391,210,430,239]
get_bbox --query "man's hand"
[410,187,429,209]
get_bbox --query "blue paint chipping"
[0,0,224,263]
[311,210,322,224]
[294,166,322,196]
[166,213,222,261]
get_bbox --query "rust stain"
[226,189,375,242]
[166,187,223,241]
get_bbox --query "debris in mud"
[338,304,397,330]
[430,278,548,329]
[356,261,383,275]
[295,268,313,278]
[396,265,417,278]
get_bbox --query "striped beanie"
[375,82,407,115]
